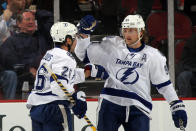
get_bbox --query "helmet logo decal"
[64,23,68,27]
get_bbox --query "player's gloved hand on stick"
[84,63,109,80]
[72,91,87,119]
[77,15,97,35]
[170,100,187,128]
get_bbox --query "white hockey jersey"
[75,36,179,114]
[27,47,85,106]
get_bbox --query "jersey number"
[34,65,75,91]
[62,66,75,82]
[35,65,47,90]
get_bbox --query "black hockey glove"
[84,63,109,80]
[170,100,187,128]
[72,91,87,119]
[77,15,97,34]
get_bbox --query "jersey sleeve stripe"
[152,80,171,89]
[50,74,68,83]
[83,51,90,64]
[101,88,152,110]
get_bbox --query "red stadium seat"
[121,0,137,15]
[146,11,192,48]
[152,0,162,10]
[122,0,163,14]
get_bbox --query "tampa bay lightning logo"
[64,23,68,27]
[116,67,139,85]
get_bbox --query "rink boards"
[0,98,195,131]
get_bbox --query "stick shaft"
[43,63,96,131]
[179,119,185,131]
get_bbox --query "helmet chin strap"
[128,35,143,47]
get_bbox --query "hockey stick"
[43,63,96,131]
[179,119,185,131]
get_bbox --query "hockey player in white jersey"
[27,22,90,131]
[75,15,187,131]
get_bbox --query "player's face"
[66,38,73,45]
[123,28,140,47]
[65,37,76,52]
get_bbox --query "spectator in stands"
[0,0,26,99]
[183,0,196,26]
[60,0,80,22]
[0,63,17,99]
[100,0,122,35]
[0,9,53,95]
[100,0,154,35]
[176,33,196,97]
[34,0,80,23]
[137,0,154,22]
[33,0,53,13]
[0,0,26,46]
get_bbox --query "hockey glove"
[72,91,87,119]
[77,15,97,34]
[170,100,187,128]
[84,63,109,80]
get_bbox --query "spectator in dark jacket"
[0,9,53,70]
[0,0,26,99]
[176,33,196,97]
[137,0,154,22]
[0,9,53,95]
[183,0,196,26]
[0,0,26,45]
[100,0,122,35]
[0,63,17,99]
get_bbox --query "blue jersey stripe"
[83,51,90,64]
[152,80,171,89]
[101,88,152,110]
[50,74,68,83]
